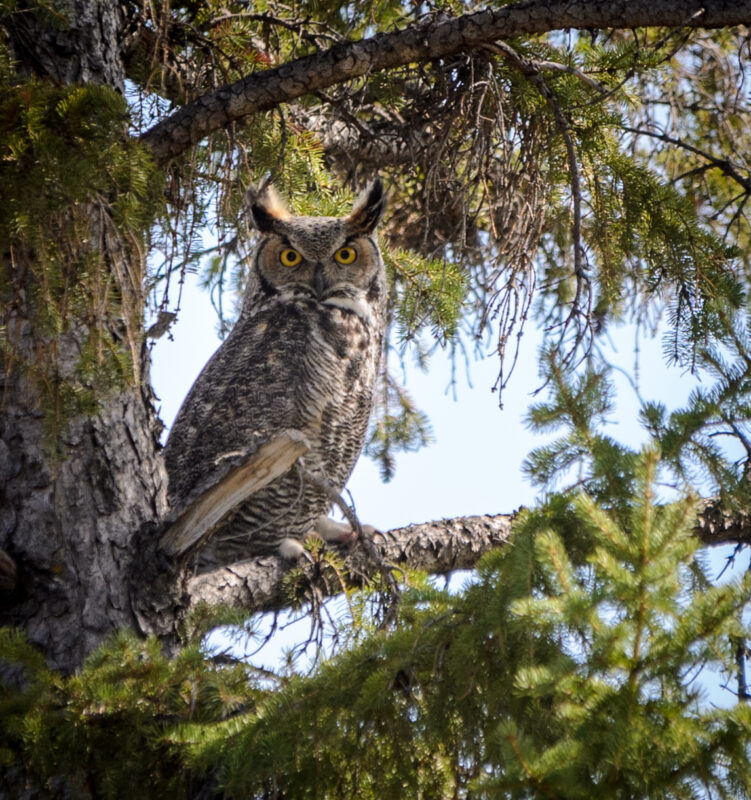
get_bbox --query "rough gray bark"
[0,294,175,664]
[2,0,125,88]
[141,0,751,165]
[0,316,170,671]
[0,0,171,673]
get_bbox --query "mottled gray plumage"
[164,180,387,571]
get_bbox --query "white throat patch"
[322,295,374,325]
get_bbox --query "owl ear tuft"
[247,184,291,233]
[348,177,386,234]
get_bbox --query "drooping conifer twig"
[488,39,590,359]
[623,125,751,192]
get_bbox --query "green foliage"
[641,331,751,509]
[199,452,751,799]
[365,367,433,481]
[581,140,742,343]
[528,39,743,353]
[0,630,268,798]
[523,357,639,506]
[4,444,750,797]
[386,247,467,343]
[0,65,164,446]
[525,329,751,515]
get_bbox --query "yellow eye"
[279,248,302,267]
[334,246,357,265]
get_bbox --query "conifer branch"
[140,0,751,165]
[489,39,590,355]
[623,125,751,191]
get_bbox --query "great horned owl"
[164,179,387,571]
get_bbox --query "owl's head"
[243,179,387,321]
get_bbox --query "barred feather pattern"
[163,181,387,572]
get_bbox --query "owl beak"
[313,267,329,298]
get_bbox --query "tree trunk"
[1,321,170,671]
[0,0,175,673]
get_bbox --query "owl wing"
[163,308,306,516]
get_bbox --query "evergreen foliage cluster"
[0,629,261,798]
[0,51,163,444]
[214,466,751,799]
[3,443,750,797]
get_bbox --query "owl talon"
[278,537,307,560]
[314,516,379,546]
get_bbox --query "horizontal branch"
[141,0,751,165]
[187,513,514,611]
[187,499,751,613]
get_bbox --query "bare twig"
[623,125,751,191]
[489,40,590,360]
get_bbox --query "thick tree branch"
[187,513,514,610]
[141,0,751,165]
[696,497,751,547]
[187,499,751,613]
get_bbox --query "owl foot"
[277,517,378,561]
[278,537,309,561]
[313,515,379,545]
